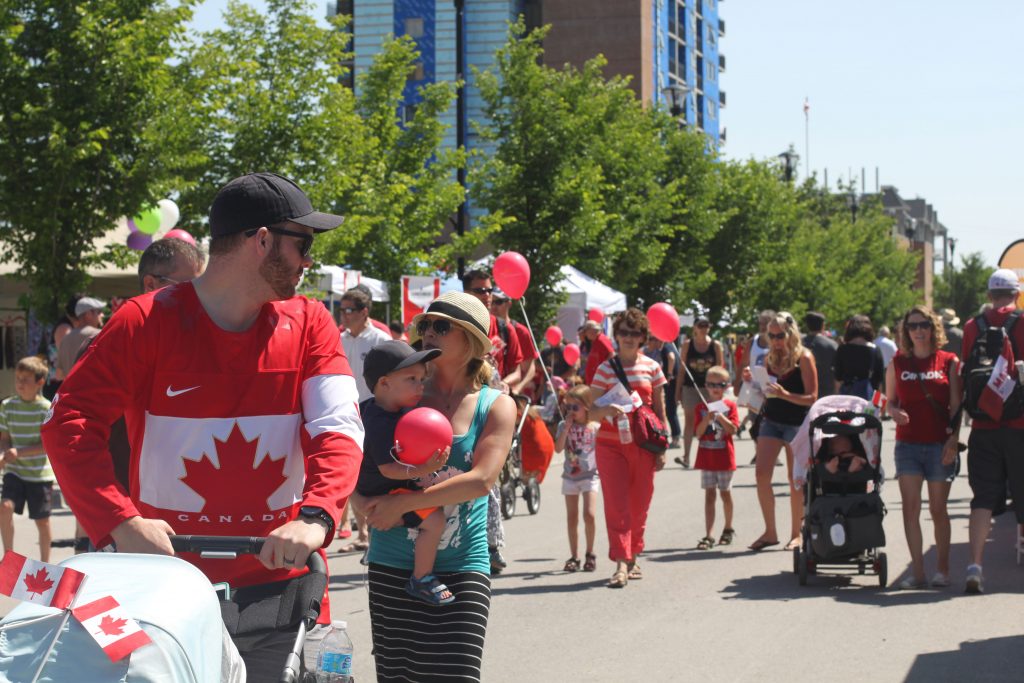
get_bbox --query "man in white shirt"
[874,325,898,368]
[340,287,392,402]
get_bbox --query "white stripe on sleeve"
[302,374,365,445]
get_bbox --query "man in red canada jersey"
[42,173,364,670]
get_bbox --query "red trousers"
[595,438,657,562]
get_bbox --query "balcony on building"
[718,19,725,36]
[718,54,726,72]
[719,90,726,107]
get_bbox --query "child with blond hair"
[694,366,740,550]
[555,384,600,572]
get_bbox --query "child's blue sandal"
[406,574,455,606]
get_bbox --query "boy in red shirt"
[693,366,740,549]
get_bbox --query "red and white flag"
[979,339,1017,421]
[72,595,152,662]
[0,552,84,609]
[401,276,441,327]
[870,390,888,416]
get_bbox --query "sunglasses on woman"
[905,321,931,331]
[416,317,453,337]
[617,329,645,338]
[766,332,787,340]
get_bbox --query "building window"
[402,104,418,124]
[409,61,425,81]
[404,17,424,38]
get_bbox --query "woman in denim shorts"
[885,306,962,590]
[743,313,818,552]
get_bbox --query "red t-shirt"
[510,320,539,361]
[694,400,739,471]
[488,315,524,378]
[584,334,615,385]
[892,350,957,443]
[41,284,364,621]
[591,355,666,443]
[962,304,1024,430]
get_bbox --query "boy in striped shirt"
[0,356,55,561]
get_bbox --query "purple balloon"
[127,231,152,251]
[127,218,139,233]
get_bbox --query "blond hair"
[16,356,48,382]
[566,384,593,408]
[466,334,494,389]
[705,365,730,382]
[766,312,805,375]
[898,306,947,357]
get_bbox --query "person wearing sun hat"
[362,290,516,682]
[939,307,964,357]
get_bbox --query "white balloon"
[157,199,180,231]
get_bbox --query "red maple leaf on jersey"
[180,422,289,512]
[97,615,128,637]
[23,568,54,597]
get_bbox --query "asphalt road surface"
[5,424,1022,682]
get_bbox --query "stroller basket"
[807,492,886,560]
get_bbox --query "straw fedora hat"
[410,291,493,354]
[940,308,960,326]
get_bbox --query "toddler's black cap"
[364,341,442,392]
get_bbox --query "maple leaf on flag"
[97,614,129,637]
[180,422,289,513]
[23,567,54,597]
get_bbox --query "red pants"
[596,439,657,562]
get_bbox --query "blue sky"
[191,0,1022,268]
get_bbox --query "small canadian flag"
[72,595,152,662]
[870,390,888,415]
[0,552,84,609]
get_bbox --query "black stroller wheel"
[792,547,800,574]
[876,552,888,587]
[500,482,516,519]
[797,550,808,586]
[524,478,541,514]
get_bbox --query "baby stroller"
[499,395,540,519]
[791,397,888,587]
[0,536,326,683]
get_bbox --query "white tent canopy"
[556,265,627,313]
[316,265,390,302]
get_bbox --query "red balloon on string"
[587,308,604,323]
[647,302,680,343]
[393,407,454,466]
[563,343,580,366]
[493,251,530,300]
[545,325,563,346]
[164,228,197,246]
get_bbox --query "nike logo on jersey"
[166,385,200,397]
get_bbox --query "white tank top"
[749,334,770,368]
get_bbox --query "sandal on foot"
[718,528,735,546]
[608,570,628,588]
[627,562,643,580]
[583,553,597,572]
[406,574,455,605]
[697,536,715,550]
[563,557,581,572]
[748,538,780,552]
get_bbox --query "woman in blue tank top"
[363,292,515,683]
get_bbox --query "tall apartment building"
[543,0,724,144]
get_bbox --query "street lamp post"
[778,148,800,183]
[847,188,858,224]
[661,83,690,127]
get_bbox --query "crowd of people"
[1,171,1020,682]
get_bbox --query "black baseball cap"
[364,340,442,393]
[208,172,345,237]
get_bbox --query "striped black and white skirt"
[367,563,492,682]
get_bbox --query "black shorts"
[967,428,1024,522]
[1,473,54,520]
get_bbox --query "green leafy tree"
[933,251,994,323]
[0,0,194,321]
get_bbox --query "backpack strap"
[1003,311,1022,357]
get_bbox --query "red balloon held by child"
[562,342,580,366]
[544,325,563,346]
[394,407,454,466]
[492,251,531,300]
[647,302,680,342]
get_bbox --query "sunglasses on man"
[467,287,494,295]
[244,226,314,258]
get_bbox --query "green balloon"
[134,206,161,235]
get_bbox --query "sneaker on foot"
[965,565,984,594]
[930,572,951,588]
[897,576,928,590]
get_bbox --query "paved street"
[5,426,1023,682]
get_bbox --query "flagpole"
[30,578,86,683]
[517,299,564,422]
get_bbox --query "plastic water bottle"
[315,620,354,683]
[616,414,632,444]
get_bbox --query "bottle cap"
[332,620,347,630]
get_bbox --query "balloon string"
[517,299,565,422]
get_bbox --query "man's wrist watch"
[298,506,334,536]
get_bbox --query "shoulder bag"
[609,357,670,455]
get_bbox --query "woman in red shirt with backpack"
[885,306,962,590]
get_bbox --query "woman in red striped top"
[588,308,668,588]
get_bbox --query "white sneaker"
[965,565,984,594]
[897,576,928,590]
[829,522,846,547]
[930,572,951,588]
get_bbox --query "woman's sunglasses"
[905,321,931,331]
[416,318,453,337]
[767,332,787,340]
[617,329,645,339]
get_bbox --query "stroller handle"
[168,535,328,575]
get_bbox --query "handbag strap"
[609,356,633,394]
